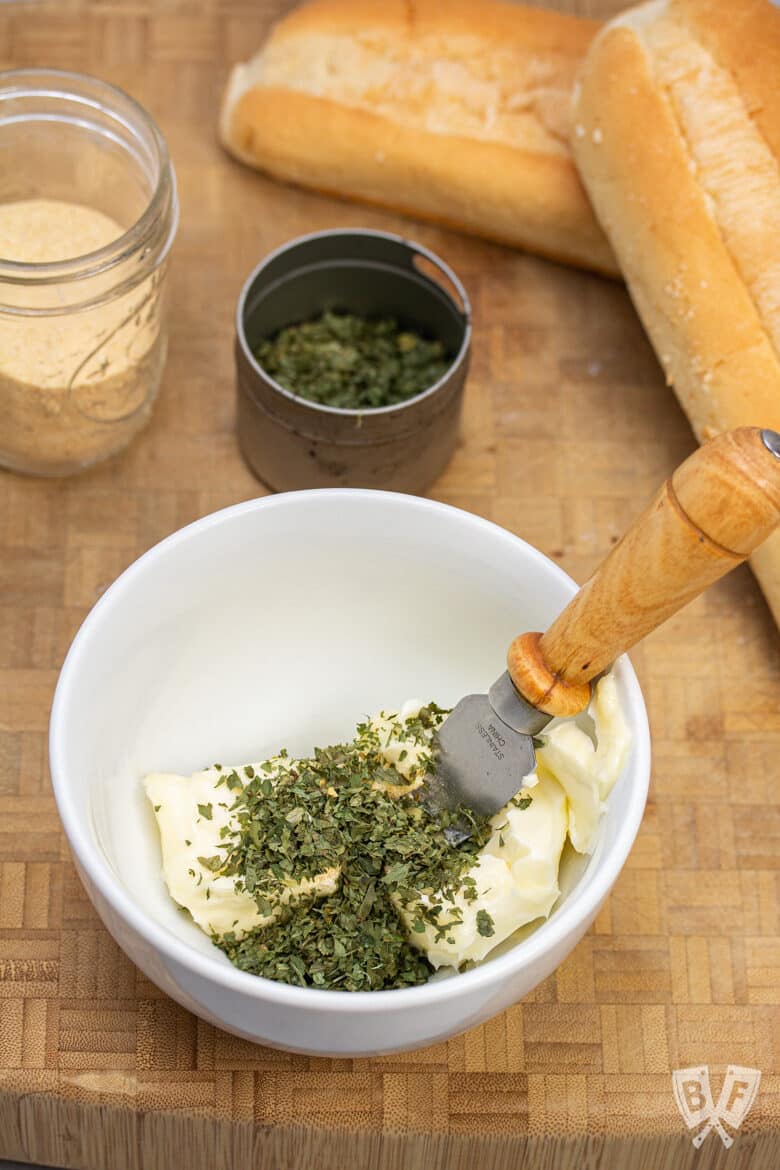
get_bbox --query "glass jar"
[0,69,178,475]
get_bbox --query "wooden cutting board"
[1,2,779,1168]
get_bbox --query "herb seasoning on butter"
[146,677,632,991]
[214,706,493,991]
[253,310,449,410]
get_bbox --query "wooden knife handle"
[507,427,780,717]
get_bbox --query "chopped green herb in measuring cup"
[253,310,450,410]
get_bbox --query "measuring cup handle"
[507,427,780,717]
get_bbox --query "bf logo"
[672,1065,761,1148]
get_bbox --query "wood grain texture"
[0,2,779,1168]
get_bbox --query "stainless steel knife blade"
[425,672,553,825]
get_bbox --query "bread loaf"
[219,0,618,275]
[571,0,780,625]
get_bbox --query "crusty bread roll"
[571,0,780,625]
[219,0,618,275]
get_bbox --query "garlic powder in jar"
[0,199,167,473]
[0,70,178,475]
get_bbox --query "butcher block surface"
[0,2,778,1167]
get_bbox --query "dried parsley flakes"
[476,909,496,938]
[210,704,495,991]
[253,310,450,410]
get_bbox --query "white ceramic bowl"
[50,490,650,1057]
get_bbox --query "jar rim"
[0,68,178,286]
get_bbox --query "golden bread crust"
[220,0,617,274]
[571,0,780,624]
